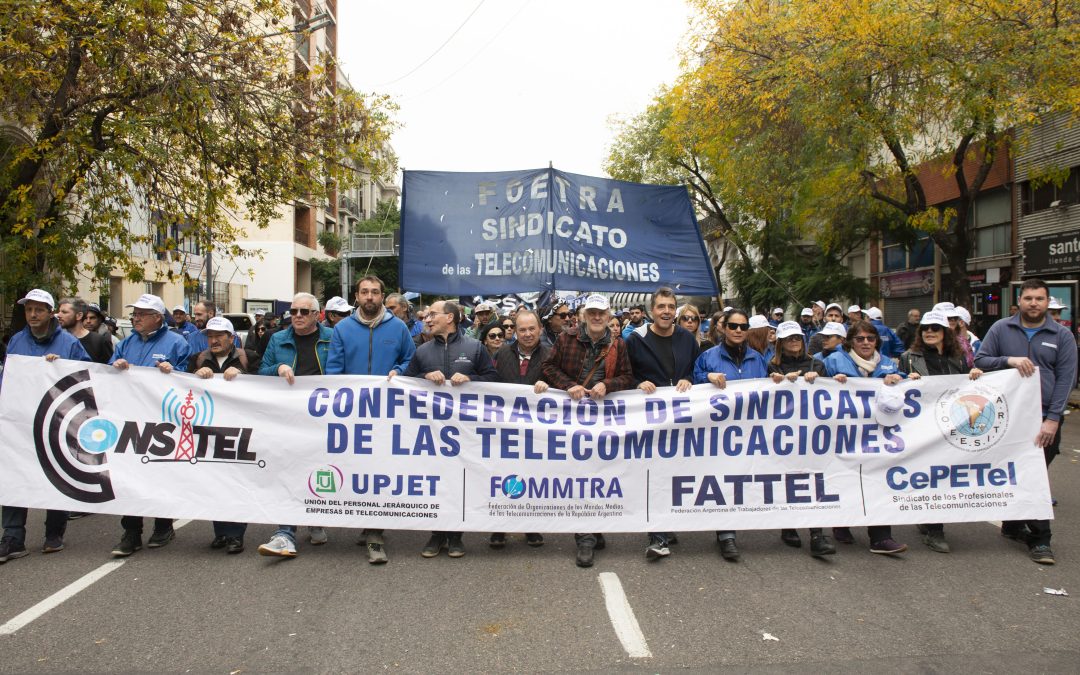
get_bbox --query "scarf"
[357,310,381,329]
[957,333,974,368]
[849,350,880,377]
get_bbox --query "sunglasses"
[289,308,316,316]
[553,312,569,319]
[852,335,876,343]
[501,323,513,330]
[726,322,750,332]
[487,332,504,339]
[680,315,700,322]
[920,325,944,332]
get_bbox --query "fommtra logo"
[490,475,623,499]
[34,371,263,504]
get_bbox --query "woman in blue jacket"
[821,320,907,555]
[693,309,768,562]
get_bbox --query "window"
[880,231,933,272]
[970,190,1011,258]
[1021,167,1080,214]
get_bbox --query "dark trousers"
[212,521,247,538]
[868,525,893,544]
[1002,419,1061,547]
[2,506,67,546]
[575,533,601,546]
[121,516,174,535]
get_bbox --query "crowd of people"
[0,278,1073,569]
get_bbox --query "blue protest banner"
[400,168,718,295]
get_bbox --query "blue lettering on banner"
[491,474,623,500]
[886,462,1017,490]
[671,473,840,506]
[352,474,440,496]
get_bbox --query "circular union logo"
[934,383,1008,452]
[501,474,526,499]
[308,465,344,499]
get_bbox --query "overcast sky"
[337,0,693,180]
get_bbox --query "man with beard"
[0,290,90,563]
[326,276,415,564]
[57,297,113,364]
[620,304,650,339]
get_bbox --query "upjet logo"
[33,372,263,504]
[308,465,344,498]
[934,382,1009,452]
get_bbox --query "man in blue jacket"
[975,278,1077,565]
[0,290,91,563]
[866,307,903,358]
[107,293,192,557]
[625,287,696,561]
[257,292,334,558]
[326,275,415,564]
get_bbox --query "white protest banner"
[0,356,1052,531]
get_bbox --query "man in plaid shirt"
[541,294,634,567]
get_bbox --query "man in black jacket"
[489,309,551,550]
[624,287,697,561]
[402,300,497,558]
[187,317,261,554]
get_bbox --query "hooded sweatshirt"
[326,308,415,375]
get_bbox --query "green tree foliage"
[0,0,396,298]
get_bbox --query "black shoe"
[421,533,446,558]
[210,535,228,549]
[832,527,855,544]
[447,535,465,558]
[526,533,544,547]
[111,530,142,557]
[780,529,802,548]
[1030,544,1055,564]
[576,543,595,567]
[0,538,29,563]
[594,534,606,550]
[810,534,836,557]
[667,534,679,545]
[225,537,244,554]
[42,535,65,554]
[719,538,740,561]
[147,528,175,549]
[489,533,506,549]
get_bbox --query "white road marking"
[0,519,193,636]
[598,572,652,658]
[988,520,1002,528]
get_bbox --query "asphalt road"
[3,426,1080,673]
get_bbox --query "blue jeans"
[2,506,68,545]
[273,525,298,542]
[648,532,673,545]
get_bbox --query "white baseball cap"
[819,321,848,338]
[582,294,610,311]
[325,296,351,313]
[771,307,784,315]
[749,314,770,329]
[126,294,167,315]
[722,306,734,313]
[866,307,883,321]
[875,385,907,427]
[814,300,826,310]
[955,306,972,324]
[775,321,803,340]
[800,307,813,317]
[825,302,843,313]
[1048,297,1067,310]
[847,304,862,314]
[18,289,55,309]
[932,302,960,318]
[205,316,235,334]
[172,305,187,314]
[920,310,950,328]
[475,301,498,313]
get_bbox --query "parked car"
[223,313,255,344]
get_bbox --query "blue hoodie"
[109,322,191,371]
[693,342,768,384]
[870,318,904,358]
[326,308,415,375]
[258,324,333,376]
[2,319,91,387]
[820,348,903,379]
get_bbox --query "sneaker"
[576,542,595,567]
[309,527,328,545]
[258,535,297,557]
[42,536,65,554]
[225,537,244,554]
[780,529,802,548]
[111,530,142,557]
[526,533,544,547]
[833,527,855,544]
[421,533,446,558]
[922,531,951,553]
[489,533,507,549]
[447,535,465,558]
[594,533,606,550]
[0,538,29,563]
[1030,544,1055,564]
[147,528,175,548]
[365,532,388,564]
[870,538,907,555]
[646,541,670,560]
[210,535,228,549]
[718,537,740,561]
[810,534,836,557]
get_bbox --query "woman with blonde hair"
[676,304,709,352]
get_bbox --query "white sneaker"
[309,527,328,545]
[258,535,297,557]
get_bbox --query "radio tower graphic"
[174,391,197,461]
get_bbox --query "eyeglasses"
[130,312,156,319]
[852,335,876,343]
[680,315,700,323]
[289,308,316,316]
[553,312,569,319]
[487,332,504,339]
[726,322,750,332]
[920,325,944,332]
